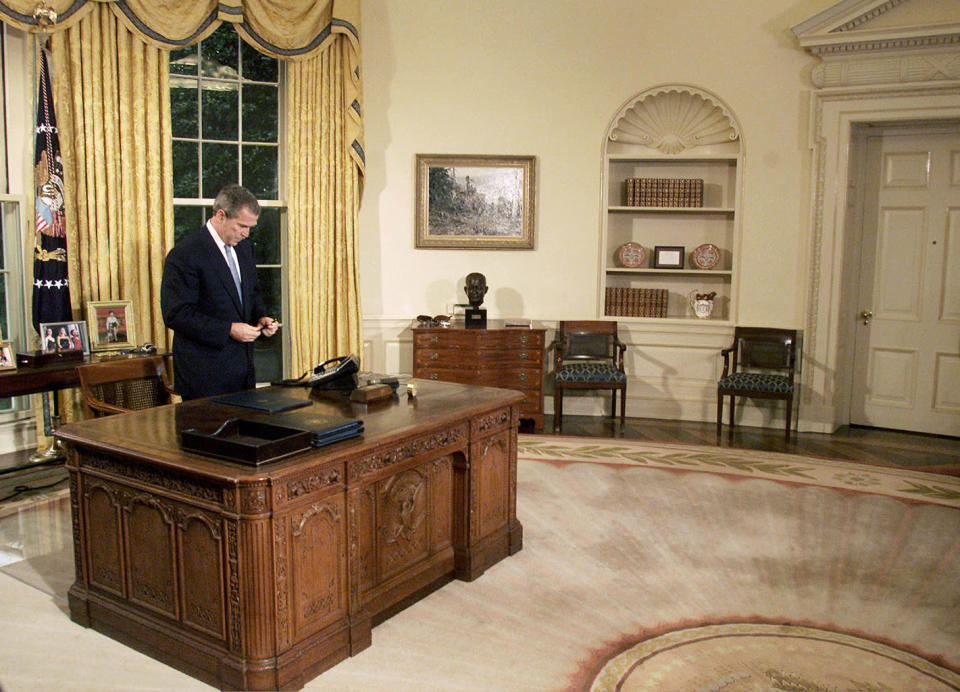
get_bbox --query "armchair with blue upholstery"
[717,327,800,440]
[552,320,627,433]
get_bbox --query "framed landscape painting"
[415,154,536,249]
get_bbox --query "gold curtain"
[49,7,173,345]
[287,35,364,374]
[8,0,363,436]
[0,1,361,61]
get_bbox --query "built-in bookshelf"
[599,86,743,323]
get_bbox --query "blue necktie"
[224,245,242,303]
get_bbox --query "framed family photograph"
[415,154,536,249]
[39,320,89,355]
[0,342,15,370]
[86,300,136,351]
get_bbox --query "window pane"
[242,145,278,199]
[170,83,198,139]
[253,266,283,382]
[251,208,280,264]
[242,85,278,142]
[202,143,239,198]
[253,337,282,384]
[201,27,238,78]
[170,46,197,76]
[241,41,278,82]
[256,266,282,322]
[172,141,199,197]
[202,87,238,141]
[173,206,206,245]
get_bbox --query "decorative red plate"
[617,242,646,268]
[691,243,721,270]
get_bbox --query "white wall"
[356,0,840,427]
[358,0,836,325]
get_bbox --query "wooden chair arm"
[84,398,131,417]
[719,346,734,379]
[615,340,626,369]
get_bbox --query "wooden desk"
[0,351,169,399]
[57,380,523,691]
[413,325,546,432]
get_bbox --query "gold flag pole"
[27,1,64,465]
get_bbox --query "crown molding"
[792,0,960,55]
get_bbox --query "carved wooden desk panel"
[413,326,545,432]
[56,380,523,691]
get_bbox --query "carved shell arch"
[607,85,741,155]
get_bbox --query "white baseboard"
[0,416,37,454]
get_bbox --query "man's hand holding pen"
[257,317,281,337]
[230,318,280,343]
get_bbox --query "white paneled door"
[851,131,960,436]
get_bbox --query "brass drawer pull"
[430,335,439,343]
[520,335,528,343]
[430,373,439,380]
[519,352,528,359]
[518,372,527,381]
[430,352,439,360]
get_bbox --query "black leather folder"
[274,410,364,448]
[213,387,311,413]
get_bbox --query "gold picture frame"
[415,154,536,249]
[86,300,136,351]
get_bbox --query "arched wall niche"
[605,84,741,156]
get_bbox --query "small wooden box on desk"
[413,322,545,432]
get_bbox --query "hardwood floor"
[542,414,960,473]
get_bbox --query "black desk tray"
[180,418,312,465]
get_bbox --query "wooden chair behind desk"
[77,356,176,418]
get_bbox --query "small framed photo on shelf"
[653,245,685,269]
[86,300,135,351]
[0,342,16,370]
[39,320,90,355]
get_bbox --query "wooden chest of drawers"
[413,326,545,432]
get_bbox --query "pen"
[258,321,282,331]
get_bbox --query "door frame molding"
[803,85,960,432]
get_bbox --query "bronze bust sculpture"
[465,272,488,308]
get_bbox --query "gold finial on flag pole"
[32,1,57,28]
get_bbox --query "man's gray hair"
[213,184,260,218]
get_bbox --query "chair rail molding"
[792,0,960,432]
[607,85,740,155]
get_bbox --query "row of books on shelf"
[623,177,703,207]
[604,287,668,318]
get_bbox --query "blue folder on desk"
[274,410,364,448]
[213,388,311,413]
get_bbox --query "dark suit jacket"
[161,227,267,400]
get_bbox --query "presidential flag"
[32,47,71,334]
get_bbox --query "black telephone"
[308,354,360,389]
[273,354,360,390]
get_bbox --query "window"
[169,24,285,382]
[0,25,28,415]
[0,196,27,414]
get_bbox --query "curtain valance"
[0,0,359,60]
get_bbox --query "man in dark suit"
[161,184,279,400]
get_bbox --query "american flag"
[32,48,71,334]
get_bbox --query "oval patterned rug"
[591,622,960,691]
